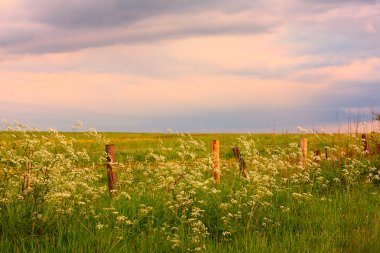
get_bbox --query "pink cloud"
[0,69,323,118]
[294,57,380,84]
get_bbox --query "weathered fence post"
[211,140,220,184]
[300,138,308,168]
[232,147,250,180]
[314,150,321,165]
[362,133,369,156]
[325,147,328,160]
[22,161,32,193]
[105,144,117,195]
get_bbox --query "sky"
[0,0,380,133]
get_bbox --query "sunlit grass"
[0,122,379,252]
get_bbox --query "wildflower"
[297,126,308,133]
[333,178,340,183]
[220,203,229,209]
[170,238,181,249]
[292,192,312,201]
[211,188,220,194]
[222,231,231,237]
[72,120,83,132]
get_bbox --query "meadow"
[1,122,380,252]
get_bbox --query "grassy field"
[1,124,380,252]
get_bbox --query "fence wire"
[86,138,370,155]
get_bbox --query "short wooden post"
[22,161,32,193]
[314,150,321,165]
[232,147,250,180]
[325,147,328,160]
[105,144,117,194]
[344,145,349,158]
[362,133,369,155]
[211,140,220,184]
[300,138,308,168]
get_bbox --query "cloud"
[1,0,379,59]
[24,0,258,28]
[0,69,324,117]
[1,9,277,55]
[291,57,380,120]
[365,21,377,33]
[1,0,380,132]
[0,65,378,132]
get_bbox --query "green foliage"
[0,121,379,252]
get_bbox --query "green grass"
[209,187,380,253]
[2,183,379,252]
[1,130,380,252]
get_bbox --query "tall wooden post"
[362,133,369,155]
[105,144,117,194]
[211,140,220,184]
[22,161,32,194]
[300,138,308,168]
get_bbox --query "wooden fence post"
[22,161,32,194]
[211,140,220,184]
[314,150,321,165]
[300,138,308,168]
[232,147,250,180]
[325,147,328,160]
[105,144,117,194]
[362,133,369,155]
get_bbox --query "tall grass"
[0,122,379,252]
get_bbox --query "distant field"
[58,131,379,161]
[1,127,380,252]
